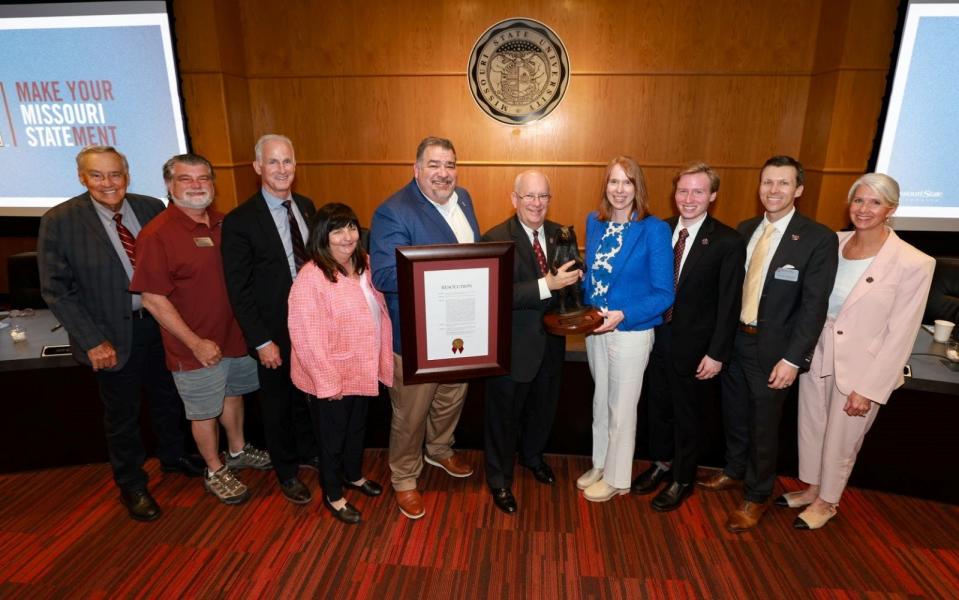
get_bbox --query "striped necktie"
[113,213,136,267]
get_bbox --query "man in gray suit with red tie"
[38,145,202,522]
[481,170,582,514]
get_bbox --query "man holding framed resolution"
[370,137,482,520]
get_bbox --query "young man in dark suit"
[481,170,582,514]
[633,163,745,511]
[221,134,320,506]
[697,155,838,532]
[38,145,203,522]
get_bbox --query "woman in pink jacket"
[288,203,393,525]
[779,174,934,530]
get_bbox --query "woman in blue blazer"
[578,156,675,502]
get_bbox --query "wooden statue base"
[543,306,603,336]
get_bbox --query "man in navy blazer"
[698,156,838,532]
[370,137,481,520]
[38,145,201,522]
[222,134,320,506]
[481,170,582,514]
[634,163,745,512]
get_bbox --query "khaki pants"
[388,353,468,492]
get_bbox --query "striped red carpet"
[0,450,956,598]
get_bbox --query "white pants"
[585,329,654,488]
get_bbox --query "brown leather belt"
[738,323,759,335]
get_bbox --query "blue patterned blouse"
[589,221,629,311]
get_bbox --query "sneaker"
[584,480,629,503]
[225,443,272,470]
[576,468,604,490]
[204,466,250,505]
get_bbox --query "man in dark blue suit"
[697,156,838,532]
[633,163,745,511]
[38,146,202,522]
[481,170,582,514]
[370,137,481,520]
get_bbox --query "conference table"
[2,310,957,503]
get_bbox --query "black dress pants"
[721,330,791,502]
[95,314,187,492]
[257,355,319,482]
[484,353,560,490]
[308,394,369,502]
[645,324,709,484]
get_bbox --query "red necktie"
[532,229,548,276]
[283,200,308,272]
[113,213,136,267]
[664,227,688,323]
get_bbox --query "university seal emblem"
[467,18,570,125]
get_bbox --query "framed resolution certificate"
[396,242,513,383]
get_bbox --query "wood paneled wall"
[172,0,899,233]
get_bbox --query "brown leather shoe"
[697,472,743,491]
[726,500,770,532]
[424,453,473,478]
[395,489,425,520]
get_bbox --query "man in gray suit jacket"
[38,145,201,522]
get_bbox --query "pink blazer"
[288,261,393,399]
[813,230,934,404]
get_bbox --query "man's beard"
[170,192,213,210]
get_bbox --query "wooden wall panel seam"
[186,68,888,79]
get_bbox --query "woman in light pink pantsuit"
[779,174,934,530]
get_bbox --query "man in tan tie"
[696,156,838,532]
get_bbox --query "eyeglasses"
[520,194,551,202]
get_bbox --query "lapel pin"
[791,234,800,241]
[866,276,874,283]
[701,238,709,245]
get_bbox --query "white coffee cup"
[933,319,955,343]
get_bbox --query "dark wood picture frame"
[396,241,513,384]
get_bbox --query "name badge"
[193,237,214,247]
[774,266,799,282]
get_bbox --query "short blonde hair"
[847,173,899,208]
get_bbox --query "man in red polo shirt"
[131,153,271,505]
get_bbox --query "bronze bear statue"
[549,225,586,315]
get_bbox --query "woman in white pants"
[579,156,674,502]
[781,173,934,529]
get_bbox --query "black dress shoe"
[344,479,383,497]
[161,455,206,478]
[120,488,161,522]
[491,488,517,514]
[651,482,693,512]
[631,464,671,495]
[280,478,312,505]
[299,456,321,472]
[324,498,361,524]
[526,463,556,485]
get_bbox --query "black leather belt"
[739,323,759,335]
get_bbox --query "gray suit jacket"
[38,192,166,369]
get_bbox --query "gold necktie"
[740,223,775,324]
